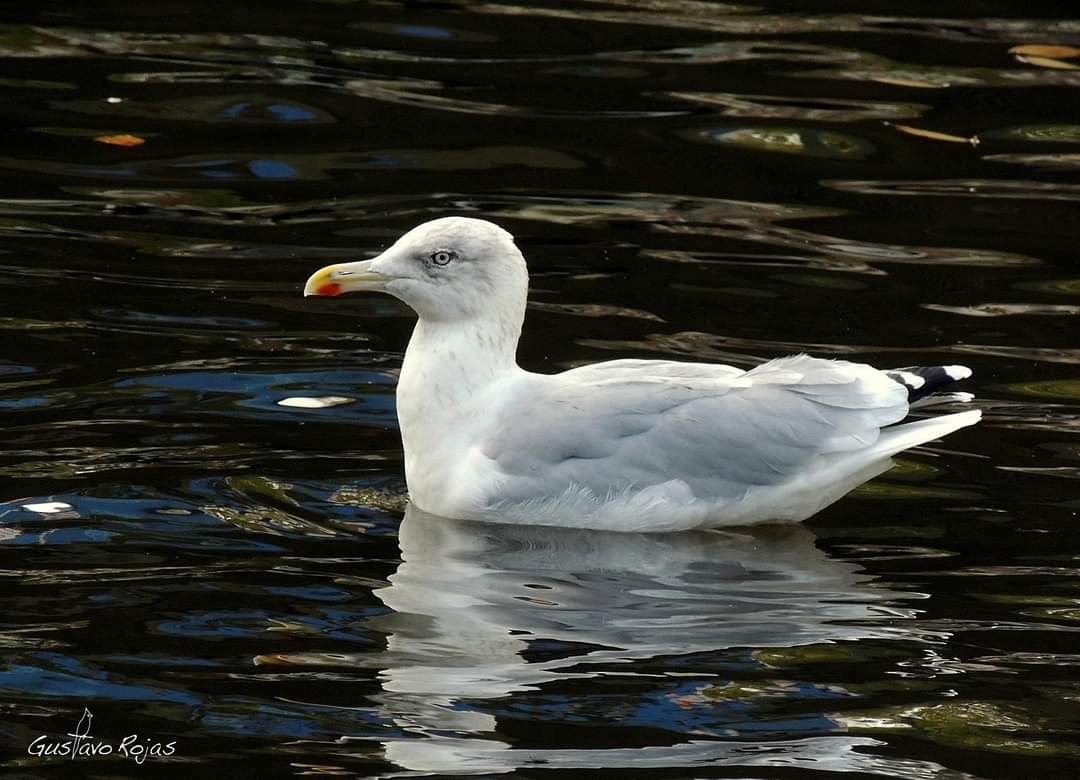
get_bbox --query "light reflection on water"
[1,0,1079,776]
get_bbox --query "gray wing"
[482,355,908,503]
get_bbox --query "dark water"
[1,1,1079,777]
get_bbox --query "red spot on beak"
[316,283,342,297]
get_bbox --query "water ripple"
[1,2,1078,775]
[823,178,1080,202]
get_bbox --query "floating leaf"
[93,133,145,147]
[1014,55,1080,70]
[1009,44,1080,59]
[870,76,945,89]
[890,123,979,146]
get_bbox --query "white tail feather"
[871,409,982,460]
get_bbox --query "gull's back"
[448,354,978,531]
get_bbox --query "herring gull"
[304,217,980,532]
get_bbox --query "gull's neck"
[401,313,523,392]
[395,308,525,513]
[396,305,526,443]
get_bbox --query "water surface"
[1,1,1079,777]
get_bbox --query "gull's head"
[304,217,529,323]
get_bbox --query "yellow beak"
[303,260,390,297]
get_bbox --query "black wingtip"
[887,365,973,403]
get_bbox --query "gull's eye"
[430,249,456,266]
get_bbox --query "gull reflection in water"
[368,506,956,777]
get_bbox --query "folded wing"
[481,354,910,506]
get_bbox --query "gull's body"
[306,217,980,532]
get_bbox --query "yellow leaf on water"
[890,124,980,146]
[1014,55,1080,70]
[1009,44,1080,59]
[94,133,145,146]
[870,76,945,89]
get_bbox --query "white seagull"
[305,217,980,532]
